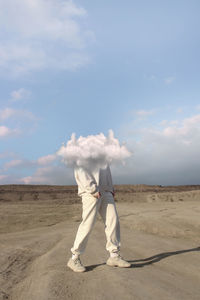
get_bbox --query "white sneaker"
[107,254,131,268]
[67,257,86,273]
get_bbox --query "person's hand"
[93,192,101,199]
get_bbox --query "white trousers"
[71,192,121,255]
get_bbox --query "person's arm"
[107,165,115,196]
[74,167,100,197]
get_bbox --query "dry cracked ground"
[0,185,200,300]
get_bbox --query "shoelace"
[112,252,123,259]
[74,258,83,266]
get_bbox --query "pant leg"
[98,192,121,253]
[71,194,101,255]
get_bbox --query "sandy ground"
[0,190,200,300]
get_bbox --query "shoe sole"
[106,262,131,268]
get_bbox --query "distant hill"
[1,184,200,203]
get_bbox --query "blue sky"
[0,0,200,185]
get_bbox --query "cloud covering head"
[57,130,131,169]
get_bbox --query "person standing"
[67,164,131,272]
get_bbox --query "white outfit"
[71,165,121,255]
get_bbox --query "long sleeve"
[74,167,99,197]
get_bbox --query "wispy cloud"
[10,88,31,102]
[0,175,8,181]
[0,107,37,122]
[0,174,23,184]
[0,126,20,138]
[176,107,183,113]
[0,107,39,137]
[134,109,156,120]
[2,154,58,171]
[0,152,15,159]
[0,107,38,122]
[20,165,74,185]
[0,108,15,121]
[164,76,176,85]
[3,159,27,170]
[37,154,57,165]
[0,0,94,76]
[1,152,73,185]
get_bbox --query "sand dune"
[0,185,200,300]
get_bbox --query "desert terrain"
[0,184,200,300]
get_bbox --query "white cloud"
[134,109,156,120]
[177,107,183,113]
[159,120,168,126]
[3,159,24,170]
[0,175,8,181]
[0,173,24,184]
[136,110,154,117]
[3,154,58,172]
[0,108,15,121]
[164,76,176,85]
[0,107,39,137]
[3,158,38,171]
[0,0,87,42]
[0,174,10,184]
[0,126,20,137]
[162,114,200,138]
[57,130,131,170]
[10,88,31,102]
[0,152,15,159]
[37,154,57,165]
[118,113,200,185]
[20,165,74,185]
[0,107,37,122]
[0,0,93,76]
[3,113,200,186]
[2,130,131,184]
[1,155,68,184]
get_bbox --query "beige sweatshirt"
[74,164,114,197]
